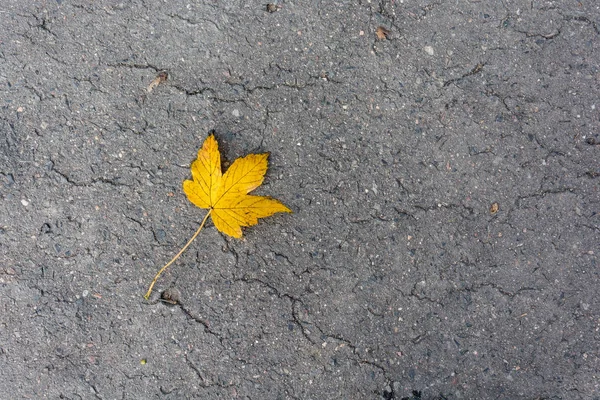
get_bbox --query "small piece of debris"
[376,26,391,40]
[266,3,280,13]
[161,288,181,305]
[424,46,435,55]
[147,71,168,93]
[490,202,499,215]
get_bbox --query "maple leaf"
[183,134,291,238]
[144,134,291,299]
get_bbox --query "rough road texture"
[1,1,599,399]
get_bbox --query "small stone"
[153,228,166,243]
[232,109,240,117]
[424,46,434,55]
[21,199,29,206]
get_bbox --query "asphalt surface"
[1,1,599,399]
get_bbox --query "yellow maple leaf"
[183,134,291,238]
[144,134,291,299]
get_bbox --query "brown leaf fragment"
[472,63,484,74]
[147,70,168,93]
[376,26,391,40]
[490,202,499,215]
[266,3,281,13]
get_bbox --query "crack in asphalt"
[178,302,224,346]
[443,63,486,88]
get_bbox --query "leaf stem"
[144,209,212,300]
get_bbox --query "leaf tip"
[202,133,219,153]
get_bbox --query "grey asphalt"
[1,1,599,399]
